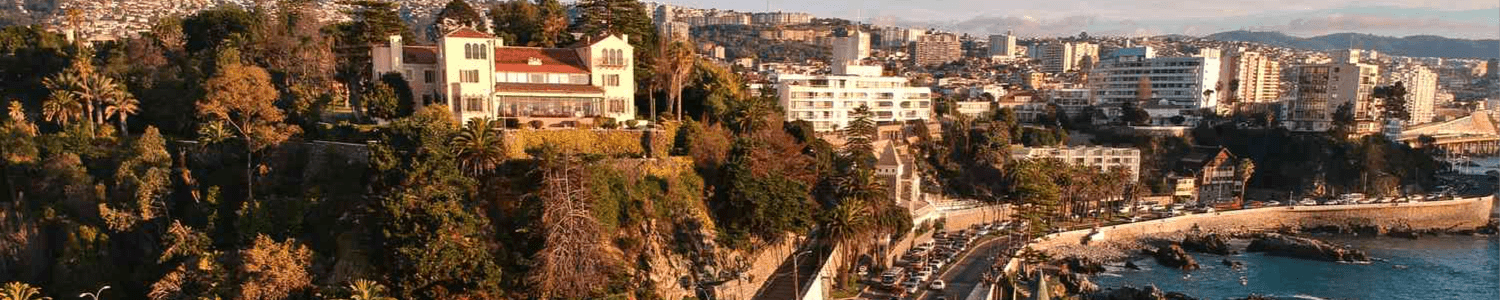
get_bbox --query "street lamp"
[792,250,814,298]
[78,286,110,300]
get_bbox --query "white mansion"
[371,28,637,125]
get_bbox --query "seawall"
[1030,195,1496,251]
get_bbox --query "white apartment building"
[1040,42,1099,73]
[876,27,926,49]
[1286,50,1381,133]
[751,12,813,25]
[372,28,636,125]
[1218,48,1281,109]
[1387,65,1438,125]
[776,69,933,132]
[988,31,1018,59]
[1011,146,1142,182]
[1089,46,1222,109]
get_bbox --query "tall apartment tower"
[988,31,1017,58]
[832,28,871,66]
[1388,65,1438,124]
[1041,42,1098,73]
[1286,50,1381,134]
[1218,48,1281,110]
[912,33,961,66]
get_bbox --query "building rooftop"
[445,28,494,39]
[402,46,439,64]
[492,48,591,74]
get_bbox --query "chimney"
[388,35,402,69]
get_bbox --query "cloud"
[1247,14,1500,38]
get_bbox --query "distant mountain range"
[1202,30,1499,59]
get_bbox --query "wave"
[1290,294,1329,300]
[1096,272,1123,277]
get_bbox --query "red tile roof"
[402,46,438,64]
[445,28,494,39]
[492,47,590,74]
[494,83,605,95]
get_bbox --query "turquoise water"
[1090,235,1500,300]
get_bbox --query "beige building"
[1218,48,1281,109]
[1011,146,1141,182]
[372,28,637,125]
[1387,65,1438,125]
[1041,42,1098,73]
[988,31,1018,58]
[1286,50,1381,134]
[911,33,961,66]
[831,29,871,66]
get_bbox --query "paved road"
[918,236,1012,300]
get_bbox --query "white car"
[930,280,947,290]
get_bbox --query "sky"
[649,0,1500,39]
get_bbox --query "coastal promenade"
[1029,195,1496,252]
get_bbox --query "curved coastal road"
[919,236,1014,300]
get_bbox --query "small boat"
[1240,276,1248,286]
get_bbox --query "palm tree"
[0,282,50,300]
[103,94,139,137]
[837,168,888,204]
[651,38,695,122]
[820,199,871,279]
[72,73,121,127]
[339,279,395,300]
[41,91,82,127]
[451,117,506,177]
[1236,158,1256,208]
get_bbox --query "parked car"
[930,280,947,290]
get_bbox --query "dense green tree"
[841,105,877,169]
[1375,81,1410,123]
[361,81,399,120]
[181,6,260,54]
[197,52,299,201]
[435,0,486,35]
[450,117,505,177]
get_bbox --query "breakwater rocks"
[1146,244,1200,271]
[1246,233,1370,263]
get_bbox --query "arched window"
[463,44,473,59]
[482,45,488,59]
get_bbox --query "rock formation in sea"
[1246,233,1370,263]
[1146,243,1199,271]
[1181,231,1236,255]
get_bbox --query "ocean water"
[1089,235,1500,300]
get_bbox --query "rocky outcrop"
[1181,232,1235,255]
[1090,284,1199,300]
[1478,218,1499,235]
[1236,295,1277,300]
[1059,269,1101,295]
[1246,233,1369,263]
[1064,256,1107,274]
[1124,261,1141,270]
[1220,258,1245,270]
[1147,244,1199,271]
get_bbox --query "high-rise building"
[988,31,1018,58]
[1041,42,1099,73]
[776,66,934,132]
[911,33,962,66]
[1286,50,1381,133]
[751,12,813,25]
[1089,46,1222,109]
[1218,48,1281,110]
[831,29,871,66]
[1388,65,1438,124]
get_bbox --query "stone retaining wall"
[1030,196,1496,250]
[716,237,799,300]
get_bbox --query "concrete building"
[1089,46,1222,109]
[987,31,1018,59]
[776,67,933,132]
[751,11,813,25]
[912,33,962,66]
[1011,146,1142,182]
[875,27,926,49]
[1047,88,1095,117]
[953,100,994,118]
[1218,48,1281,110]
[831,29,871,67]
[658,21,691,41]
[1286,50,1381,134]
[1040,42,1099,73]
[371,29,637,125]
[684,13,751,27]
[1388,65,1438,124]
